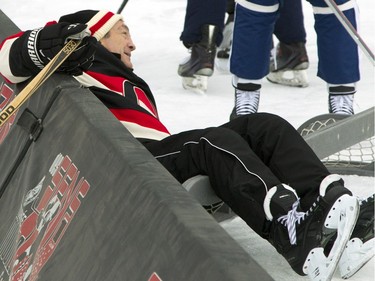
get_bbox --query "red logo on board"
[148,272,163,281]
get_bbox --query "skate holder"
[182,175,222,206]
[182,175,232,216]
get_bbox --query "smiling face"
[99,20,136,69]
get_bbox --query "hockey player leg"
[215,0,234,72]
[178,25,218,93]
[215,21,233,73]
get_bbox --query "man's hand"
[23,22,96,75]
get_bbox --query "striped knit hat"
[59,10,123,40]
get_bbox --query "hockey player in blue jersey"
[230,0,359,119]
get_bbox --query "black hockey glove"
[22,22,96,76]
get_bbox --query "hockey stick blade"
[0,39,81,127]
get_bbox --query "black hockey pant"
[141,113,330,237]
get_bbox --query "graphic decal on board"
[0,153,91,281]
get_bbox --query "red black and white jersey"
[0,32,171,141]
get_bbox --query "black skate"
[337,194,374,278]
[178,24,218,94]
[267,42,309,88]
[264,175,359,281]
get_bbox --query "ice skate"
[267,69,308,88]
[267,42,309,88]
[229,86,260,120]
[264,175,359,281]
[328,85,356,115]
[178,24,218,93]
[181,75,208,95]
[337,194,374,279]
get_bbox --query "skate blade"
[267,70,309,88]
[302,195,359,281]
[182,76,208,95]
[339,237,375,279]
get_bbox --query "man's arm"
[0,22,96,84]
[0,32,32,83]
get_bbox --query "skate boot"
[267,42,309,88]
[328,85,355,115]
[336,194,374,278]
[229,83,260,120]
[178,24,218,94]
[264,175,359,281]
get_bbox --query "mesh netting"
[298,115,374,176]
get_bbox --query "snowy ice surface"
[2,0,374,280]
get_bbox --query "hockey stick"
[0,39,81,127]
[117,0,130,14]
[323,0,375,66]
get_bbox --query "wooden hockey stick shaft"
[0,39,81,127]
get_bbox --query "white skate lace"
[277,200,306,245]
[329,94,354,115]
[235,89,260,115]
